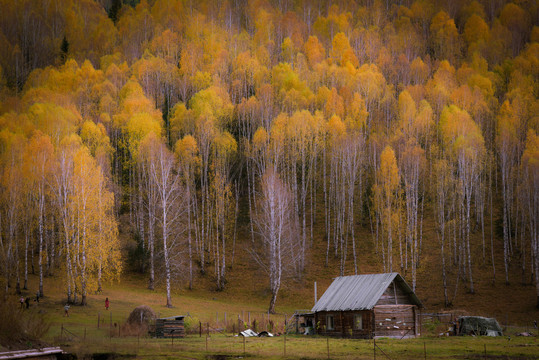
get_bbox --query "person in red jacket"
[105,297,109,310]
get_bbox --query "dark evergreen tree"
[60,36,69,63]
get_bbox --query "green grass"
[55,333,539,360]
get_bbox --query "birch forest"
[0,0,538,312]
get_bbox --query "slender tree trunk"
[163,204,172,307]
[490,167,496,283]
[188,186,193,289]
[465,194,474,294]
[66,235,72,303]
[15,238,20,295]
[38,197,44,298]
[502,171,510,284]
[231,180,239,267]
[323,147,329,266]
[148,211,155,290]
[440,203,449,307]
[247,160,255,243]
[269,287,279,314]
[24,229,28,290]
[49,212,55,274]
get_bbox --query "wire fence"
[419,312,539,334]
[51,310,538,359]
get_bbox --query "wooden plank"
[0,347,64,360]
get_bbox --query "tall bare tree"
[146,134,185,307]
[252,168,299,314]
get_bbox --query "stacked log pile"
[154,316,185,338]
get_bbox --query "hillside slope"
[120,198,539,326]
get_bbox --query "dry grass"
[0,300,51,350]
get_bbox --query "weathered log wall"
[373,304,418,338]
[314,310,373,339]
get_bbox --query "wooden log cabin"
[311,273,422,339]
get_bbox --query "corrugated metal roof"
[311,273,422,312]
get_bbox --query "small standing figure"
[105,297,109,310]
[19,296,24,309]
[64,304,70,317]
[534,320,537,329]
[25,297,30,309]
[35,291,40,303]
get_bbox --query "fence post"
[373,338,376,360]
[419,309,422,335]
[424,341,427,360]
[284,332,286,357]
[109,312,112,340]
[205,334,208,352]
[327,337,330,359]
[484,344,487,360]
[61,324,63,342]
[207,322,210,337]
[199,321,202,337]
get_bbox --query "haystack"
[127,305,156,326]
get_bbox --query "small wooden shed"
[311,273,422,339]
[154,315,185,338]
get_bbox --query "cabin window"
[326,315,334,330]
[354,314,363,330]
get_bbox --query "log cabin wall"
[373,304,417,338]
[314,310,373,338]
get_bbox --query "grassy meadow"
[2,273,538,359]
